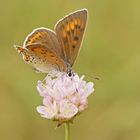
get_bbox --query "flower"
[36,72,94,125]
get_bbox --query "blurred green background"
[0,0,140,140]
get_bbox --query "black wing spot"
[75,24,78,29]
[31,47,35,51]
[71,29,74,34]
[78,25,81,29]
[74,36,79,41]
[31,40,35,43]
[41,52,46,54]
[72,45,76,49]
[66,30,70,35]
[41,49,47,53]
[50,54,54,57]
[80,28,85,32]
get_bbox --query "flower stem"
[65,123,70,140]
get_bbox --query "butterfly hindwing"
[15,43,67,73]
[55,9,88,66]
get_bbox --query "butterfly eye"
[67,70,74,77]
[68,72,72,77]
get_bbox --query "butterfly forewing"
[23,28,62,58]
[55,9,88,66]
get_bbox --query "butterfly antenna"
[13,44,21,49]
[78,72,100,81]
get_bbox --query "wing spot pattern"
[27,32,44,45]
[50,54,55,57]
[74,19,78,25]
[74,36,79,41]
[70,22,75,30]
[31,47,36,51]
[66,24,70,32]
[72,45,76,48]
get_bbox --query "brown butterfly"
[14,9,88,75]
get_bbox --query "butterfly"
[14,9,88,76]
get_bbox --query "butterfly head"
[67,70,74,77]
[66,63,74,77]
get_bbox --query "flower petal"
[37,104,57,119]
[60,100,78,119]
[37,81,48,97]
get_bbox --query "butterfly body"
[15,9,88,74]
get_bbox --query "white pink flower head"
[36,72,94,126]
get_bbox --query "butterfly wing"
[23,27,62,58]
[55,9,88,66]
[15,43,67,73]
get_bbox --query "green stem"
[65,123,70,140]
